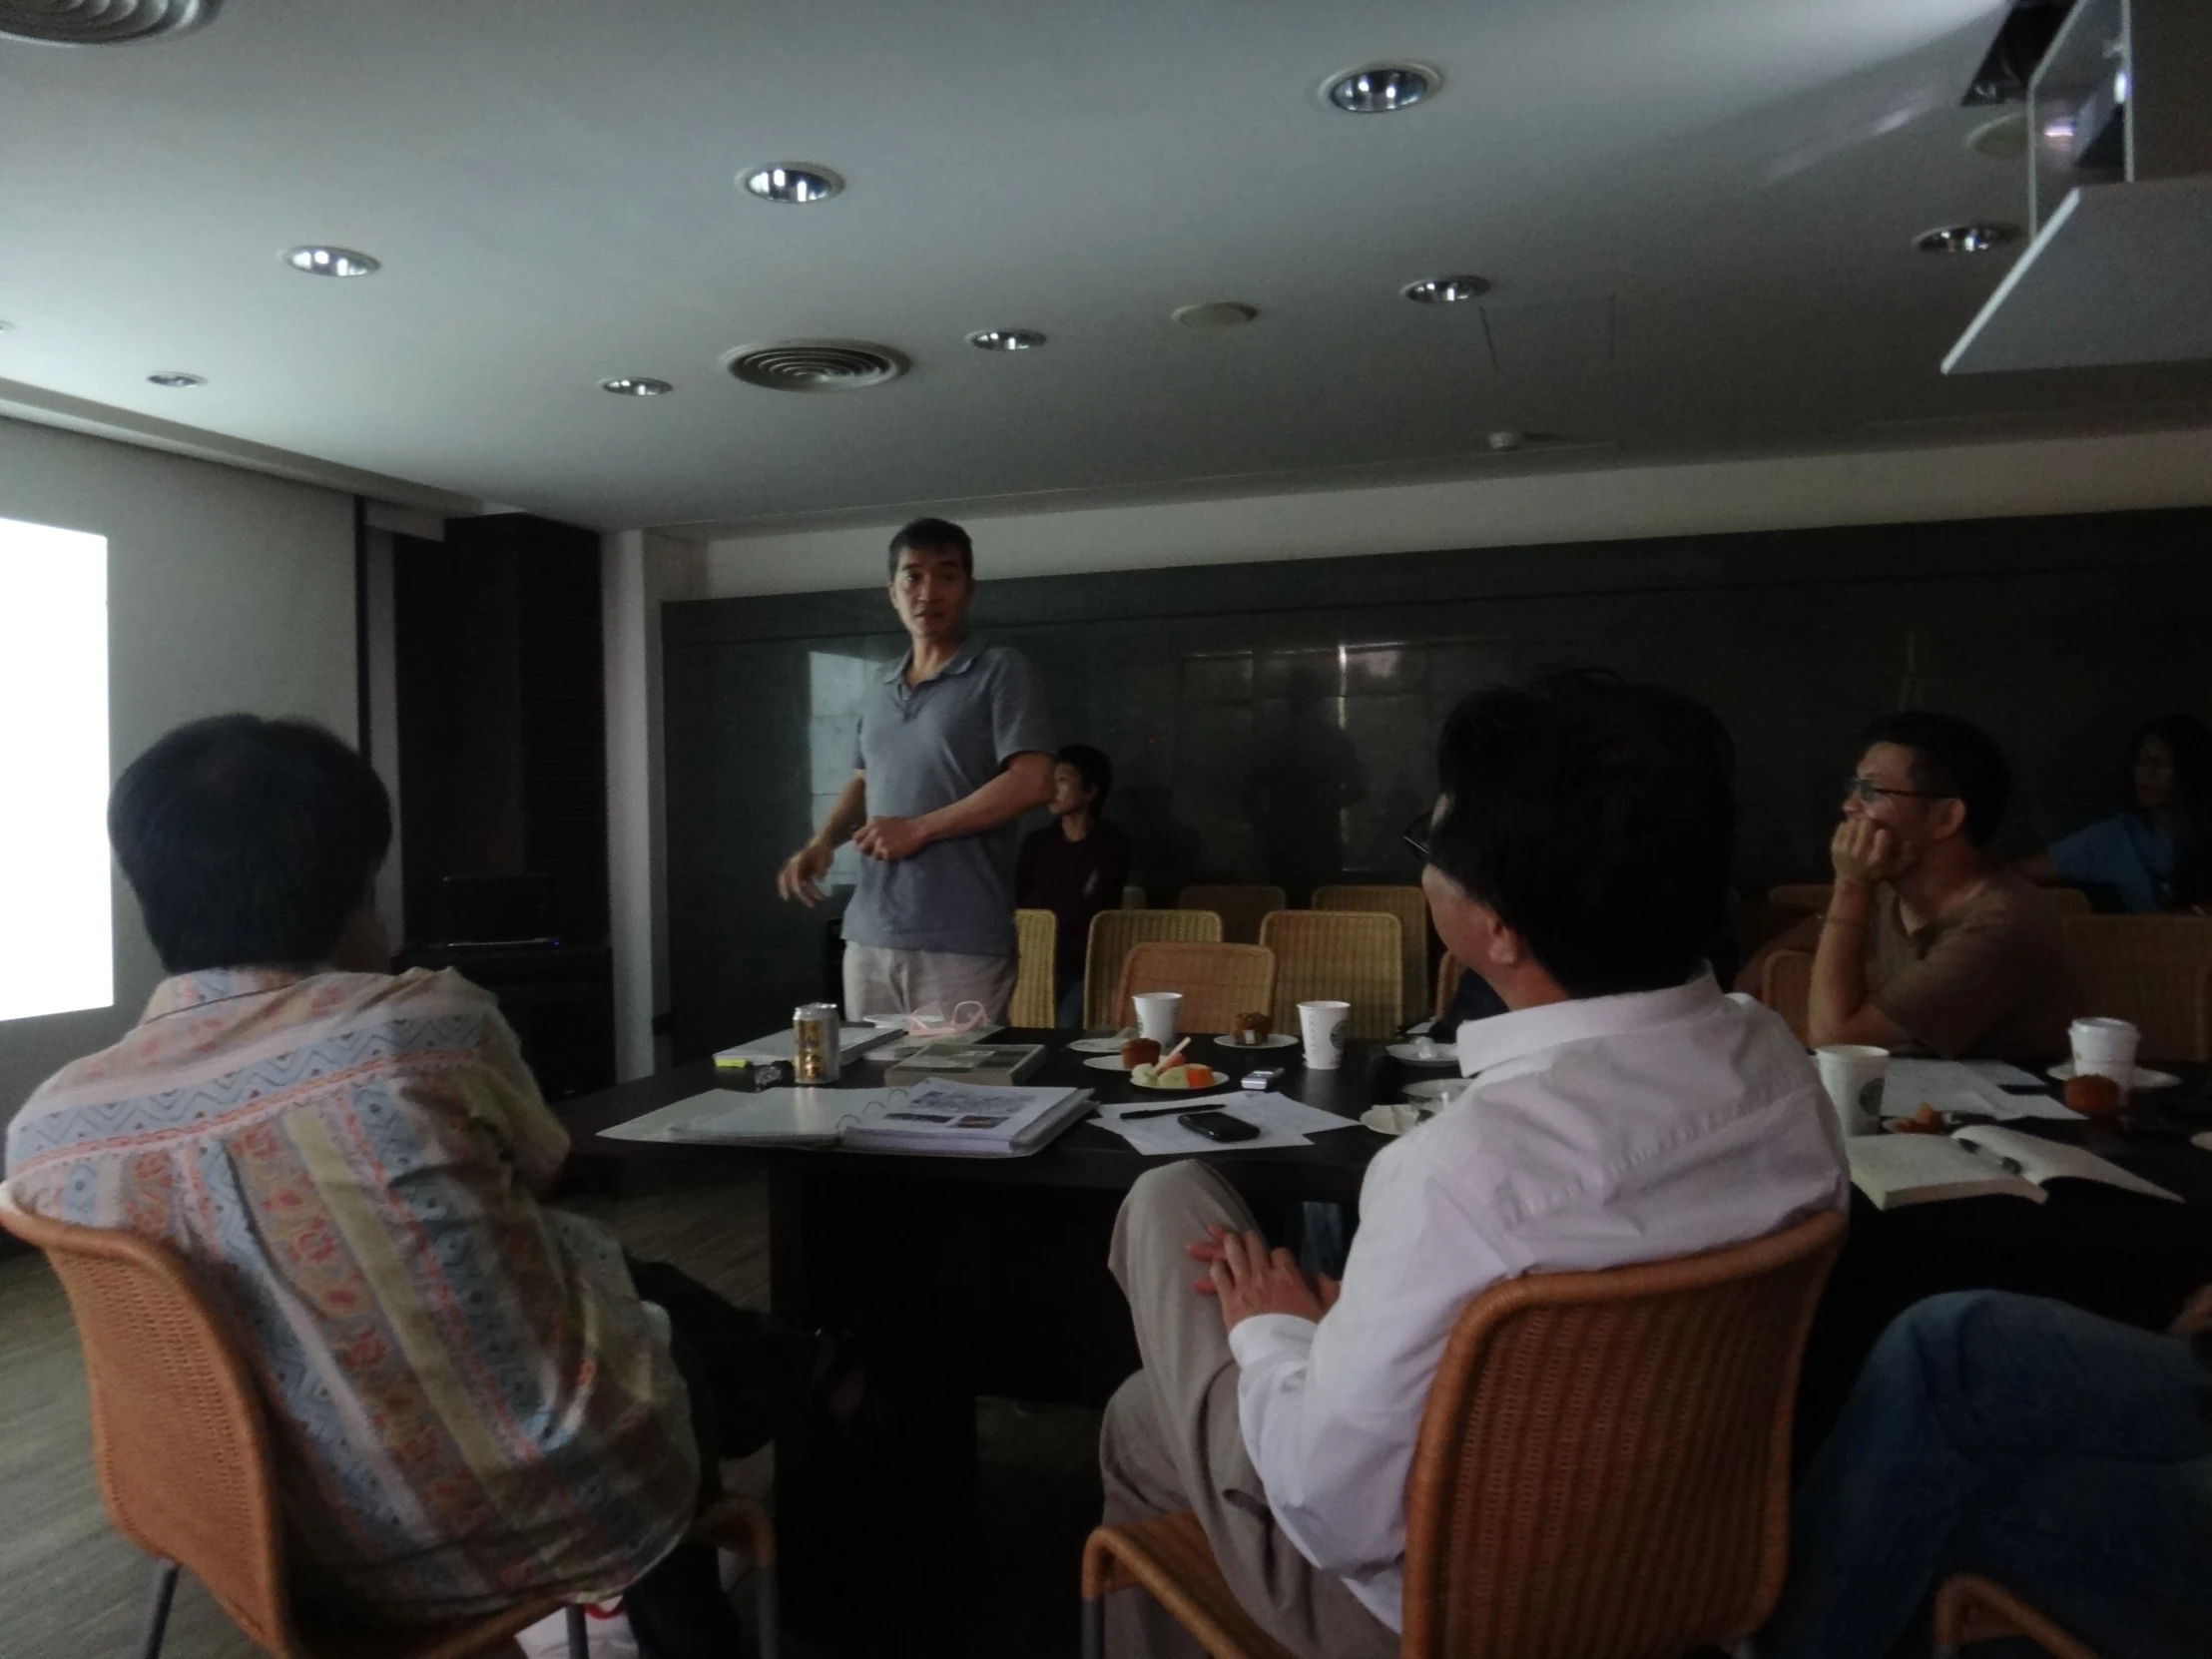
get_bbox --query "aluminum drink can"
[793,1003,841,1083]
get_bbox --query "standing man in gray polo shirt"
[776,518,1056,1021]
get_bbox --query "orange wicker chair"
[1260,909,1403,1039]
[1110,942,1278,1035]
[1313,885,1431,1025]
[1012,907,1059,1027]
[2061,914,2212,1063]
[1934,1573,2099,1659]
[1085,908,1224,1029]
[1433,952,1464,1023]
[1759,949,1814,1046]
[1177,885,1288,946]
[1081,1207,1847,1659]
[0,1188,778,1659]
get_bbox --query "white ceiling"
[3,0,2209,534]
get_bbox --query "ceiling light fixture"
[1172,301,1259,330]
[742,164,843,205]
[601,376,673,396]
[147,371,206,387]
[285,246,379,276]
[968,328,1045,351]
[1324,62,1437,114]
[0,0,218,45]
[1402,275,1490,303]
[1914,223,2019,254]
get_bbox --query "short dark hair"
[1057,743,1113,815]
[1429,671,1736,998]
[109,715,391,973]
[887,517,973,577]
[1859,710,2010,846]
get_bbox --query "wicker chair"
[2061,914,2212,1063]
[0,1189,778,1659]
[1177,885,1288,946]
[1433,952,1463,1023]
[1085,908,1225,1029]
[1012,907,1059,1027]
[1934,1574,2099,1659]
[1081,1208,1847,1659]
[1313,885,1431,1023]
[1110,943,1277,1035]
[1259,909,1402,1039]
[1759,949,1814,1046]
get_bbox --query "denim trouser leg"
[1759,1290,2212,1659]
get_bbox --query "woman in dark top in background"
[2015,715,2212,912]
[1017,744,1133,1025]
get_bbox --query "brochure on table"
[599,1078,1091,1157]
[713,1024,898,1066]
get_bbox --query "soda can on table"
[792,1002,842,1084]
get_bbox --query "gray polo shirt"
[842,637,1054,957]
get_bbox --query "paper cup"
[1298,1000,1351,1071]
[1814,1044,1889,1138]
[2070,1017,2140,1098]
[1132,991,1183,1044]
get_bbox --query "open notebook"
[1848,1124,2180,1210]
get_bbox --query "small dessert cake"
[1122,1036,1162,1069]
[1233,1012,1273,1045]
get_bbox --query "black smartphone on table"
[1178,1110,1261,1143]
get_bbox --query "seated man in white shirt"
[1096,670,1850,1659]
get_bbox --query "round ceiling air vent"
[724,340,908,391]
[0,0,218,44]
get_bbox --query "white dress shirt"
[1225,971,1849,1631]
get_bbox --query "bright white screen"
[0,515,112,1022]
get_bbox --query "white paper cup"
[1299,1000,1351,1071]
[1814,1044,1890,1138]
[2070,1017,2140,1098]
[1132,991,1183,1044]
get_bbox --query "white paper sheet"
[1962,1059,2045,1089]
[1884,1058,2081,1123]
[1091,1091,1359,1156]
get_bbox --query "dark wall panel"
[663,507,2212,1059]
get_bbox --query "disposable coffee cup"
[2070,1017,2140,1099]
[1814,1044,1890,1138]
[1298,1000,1351,1071]
[1132,991,1183,1044]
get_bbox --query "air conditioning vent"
[724,340,908,392]
[0,0,218,44]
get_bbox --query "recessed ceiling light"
[968,328,1045,351]
[1325,63,1437,114]
[285,246,379,277]
[1403,275,1490,304]
[0,0,217,44]
[1487,430,1525,452]
[742,164,843,205]
[1914,223,2019,255]
[1172,300,1259,331]
[147,371,206,387]
[601,376,673,396]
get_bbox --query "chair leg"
[756,1557,780,1659]
[137,1560,180,1659]
[1081,1592,1105,1659]
[565,1604,589,1659]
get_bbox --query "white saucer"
[1361,1103,1432,1136]
[1083,1054,1135,1072]
[1211,1032,1296,1051]
[1385,1042,1457,1066]
[1402,1078,1469,1104]
[1068,1036,1131,1054]
[2049,1062,2181,1091]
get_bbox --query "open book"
[1848,1124,2180,1210]
[600,1079,1092,1158]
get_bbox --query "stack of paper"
[1882,1059,2080,1123]
[713,1024,897,1069]
[1092,1092,1363,1157]
[607,1078,1093,1158]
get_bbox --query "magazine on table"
[600,1079,1092,1158]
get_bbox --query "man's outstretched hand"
[776,839,832,905]
[1190,1224,1341,1333]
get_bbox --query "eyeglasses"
[1841,777,1948,805]
[1401,811,1435,865]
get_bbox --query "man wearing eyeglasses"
[1742,712,2076,1061]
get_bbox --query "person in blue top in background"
[2015,715,2212,912]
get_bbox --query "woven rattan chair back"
[1258,909,1402,1039]
[1012,907,1059,1027]
[1759,949,1814,1046]
[1084,908,1223,1029]
[1313,885,1430,1020]
[1433,952,1464,1023]
[1399,1207,1847,1659]
[1176,885,1287,945]
[0,1189,560,1659]
[2062,914,2212,1062]
[1111,943,1277,1035]
[1933,1573,2100,1659]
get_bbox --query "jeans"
[1759,1290,2212,1659]
[619,1260,822,1659]
[1054,969,1084,1029]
